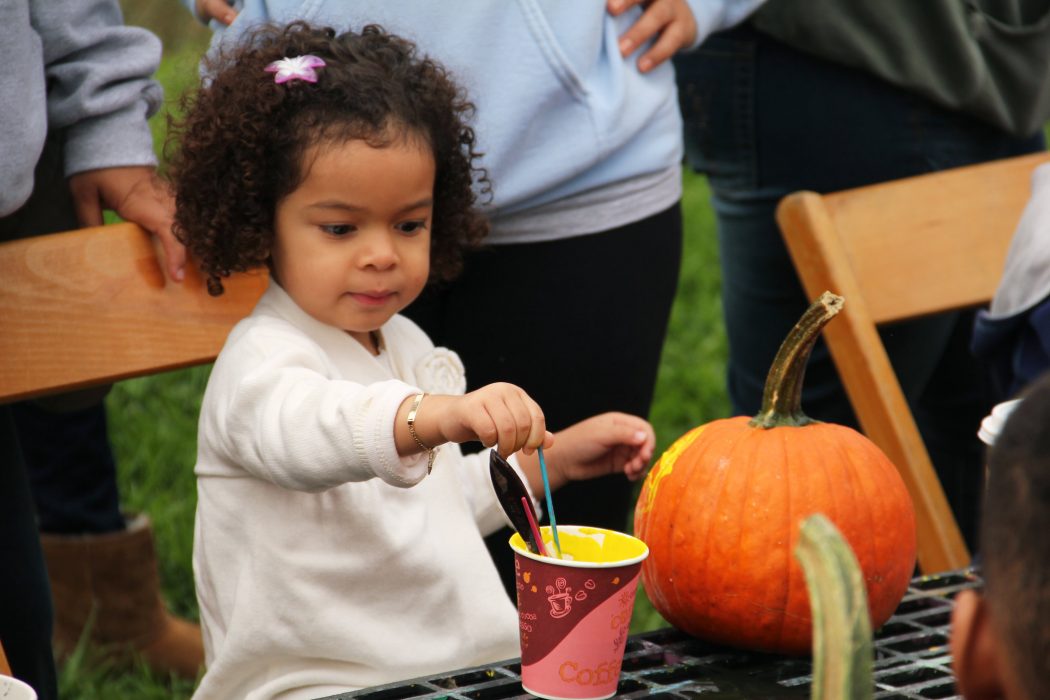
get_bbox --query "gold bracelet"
[407,392,437,474]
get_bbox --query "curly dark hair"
[168,22,490,295]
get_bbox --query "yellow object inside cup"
[509,525,648,567]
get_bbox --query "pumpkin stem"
[749,291,844,429]
[795,514,874,700]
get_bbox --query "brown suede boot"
[40,514,204,680]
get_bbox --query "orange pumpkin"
[634,292,916,655]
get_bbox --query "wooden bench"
[0,222,267,403]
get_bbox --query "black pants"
[404,204,682,595]
[0,408,57,699]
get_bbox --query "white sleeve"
[205,334,428,492]
[988,163,1050,318]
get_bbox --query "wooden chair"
[0,222,267,403]
[776,151,1050,574]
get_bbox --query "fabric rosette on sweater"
[415,348,467,395]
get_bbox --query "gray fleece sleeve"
[30,0,164,178]
[0,0,48,216]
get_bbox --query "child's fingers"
[494,395,528,457]
[604,413,656,450]
[622,450,650,481]
[513,392,548,455]
[474,411,500,450]
[602,414,655,477]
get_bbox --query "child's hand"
[520,412,655,494]
[397,383,553,458]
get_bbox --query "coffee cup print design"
[545,576,590,618]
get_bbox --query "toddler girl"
[169,22,655,700]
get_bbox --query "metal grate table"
[322,569,979,700]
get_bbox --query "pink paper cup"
[510,525,649,700]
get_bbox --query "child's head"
[169,22,489,304]
[950,370,1050,699]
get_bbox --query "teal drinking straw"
[537,447,561,558]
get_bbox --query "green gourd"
[795,513,874,700]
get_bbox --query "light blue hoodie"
[187,0,762,242]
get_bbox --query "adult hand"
[195,0,238,25]
[607,0,698,73]
[68,166,186,282]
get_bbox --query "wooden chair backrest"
[776,151,1050,573]
[0,222,267,403]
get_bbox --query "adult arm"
[30,0,186,280]
[0,0,47,216]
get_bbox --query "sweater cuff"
[63,99,160,177]
[354,381,429,488]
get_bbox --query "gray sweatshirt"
[0,0,163,217]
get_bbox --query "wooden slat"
[824,152,1050,324]
[0,223,267,403]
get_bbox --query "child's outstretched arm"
[514,412,655,497]
[393,382,554,458]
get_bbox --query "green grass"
[63,7,728,696]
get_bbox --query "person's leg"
[0,407,58,700]
[0,130,125,538]
[0,131,203,678]
[675,24,1044,549]
[12,399,123,534]
[406,205,682,593]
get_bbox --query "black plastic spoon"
[489,451,542,554]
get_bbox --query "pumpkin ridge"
[679,420,740,631]
[778,425,797,652]
[661,442,688,622]
[650,425,708,621]
[815,427,850,644]
[838,431,879,615]
[726,421,760,642]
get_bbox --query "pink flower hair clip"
[264,55,326,84]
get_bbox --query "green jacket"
[752,0,1050,137]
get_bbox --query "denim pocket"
[674,32,757,192]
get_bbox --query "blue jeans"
[674,24,1045,549]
